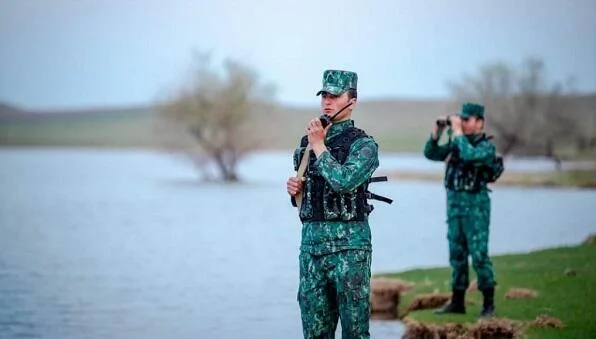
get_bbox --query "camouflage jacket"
[423,131,498,193]
[292,120,379,255]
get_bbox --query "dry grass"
[370,277,415,320]
[529,315,565,329]
[371,277,416,293]
[402,317,525,339]
[400,293,452,319]
[469,318,526,339]
[504,288,539,300]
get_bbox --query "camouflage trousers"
[297,249,371,339]
[447,191,496,292]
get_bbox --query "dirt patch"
[469,318,525,338]
[467,279,478,292]
[530,314,565,329]
[402,318,525,339]
[371,277,415,293]
[399,292,451,318]
[371,278,413,320]
[505,288,539,299]
[401,318,448,339]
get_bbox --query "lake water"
[1,148,595,339]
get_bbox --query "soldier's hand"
[307,118,329,146]
[287,176,305,196]
[450,115,463,134]
[433,115,447,140]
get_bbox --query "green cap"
[316,69,358,96]
[459,102,485,118]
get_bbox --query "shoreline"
[378,169,596,189]
[376,235,596,338]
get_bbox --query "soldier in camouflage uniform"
[286,70,381,339]
[423,103,503,318]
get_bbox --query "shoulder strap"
[365,176,393,205]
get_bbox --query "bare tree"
[448,62,526,155]
[447,57,577,165]
[568,94,596,154]
[157,52,277,182]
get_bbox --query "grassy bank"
[381,169,596,189]
[377,237,596,338]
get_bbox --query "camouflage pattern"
[447,190,495,291]
[293,119,379,338]
[293,120,379,255]
[298,250,371,339]
[459,102,485,119]
[423,132,497,292]
[424,133,498,192]
[296,127,371,223]
[316,70,358,96]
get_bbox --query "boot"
[435,289,466,314]
[480,287,495,317]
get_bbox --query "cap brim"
[316,85,345,96]
[459,112,483,119]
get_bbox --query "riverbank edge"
[378,169,596,189]
[373,235,596,338]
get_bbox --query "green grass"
[377,239,596,338]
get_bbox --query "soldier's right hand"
[286,176,305,196]
[432,115,447,140]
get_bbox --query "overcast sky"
[1,0,595,110]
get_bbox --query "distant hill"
[0,103,159,148]
[0,103,28,118]
[0,95,595,154]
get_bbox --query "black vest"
[297,127,371,222]
[445,134,502,192]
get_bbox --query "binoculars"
[436,117,452,128]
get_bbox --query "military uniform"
[423,103,503,317]
[291,70,381,339]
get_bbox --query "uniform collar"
[467,132,486,143]
[326,119,354,140]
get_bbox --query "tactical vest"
[296,127,391,222]
[445,134,504,192]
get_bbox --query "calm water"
[1,148,595,339]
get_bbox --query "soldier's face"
[462,116,484,135]
[320,92,353,120]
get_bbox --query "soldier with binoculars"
[424,103,504,318]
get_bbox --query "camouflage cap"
[316,69,358,96]
[459,102,485,118]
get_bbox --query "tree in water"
[157,52,277,182]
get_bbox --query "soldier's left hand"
[450,115,463,133]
